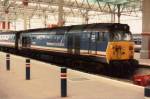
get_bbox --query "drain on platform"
[69,77,89,81]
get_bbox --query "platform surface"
[135,53,150,67]
[0,52,146,99]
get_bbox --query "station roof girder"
[0,0,142,21]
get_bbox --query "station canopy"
[0,0,142,31]
[0,0,142,20]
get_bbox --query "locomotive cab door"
[67,33,80,55]
[67,34,73,54]
[89,32,99,54]
[22,36,31,48]
[73,34,80,55]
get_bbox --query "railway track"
[0,47,145,79]
[1,50,150,85]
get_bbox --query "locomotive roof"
[0,23,129,34]
[0,31,18,34]
[22,23,129,32]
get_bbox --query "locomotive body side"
[17,23,136,64]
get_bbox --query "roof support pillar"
[58,0,65,26]
[5,10,9,31]
[117,4,121,23]
[82,10,89,24]
[111,13,115,23]
[140,0,150,59]
[23,13,27,30]
[23,0,29,30]
[23,8,30,30]
[43,11,47,28]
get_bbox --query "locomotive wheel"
[108,60,136,78]
[122,61,132,78]
[130,60,139,70]
[112,61,124,77]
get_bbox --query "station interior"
[0,0,150,99]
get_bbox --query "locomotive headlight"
[129,54,134,59]
[130,51,134,58]
[122,46,125,50]
[109,45,113,49]
[129,46,133,50]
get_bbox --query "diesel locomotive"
[0,23,138,77]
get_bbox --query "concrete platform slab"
[0,52,146,99]
[135,53,150,67]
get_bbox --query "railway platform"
[135,53,150,67]
[139,59,150,68]
[0,52,147,99]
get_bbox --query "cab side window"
[97,32,108,41]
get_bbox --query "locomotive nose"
[112,44,127,59]
[106,41,134,63]
[113,45,126,58]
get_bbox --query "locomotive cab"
[106,24,134,63]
